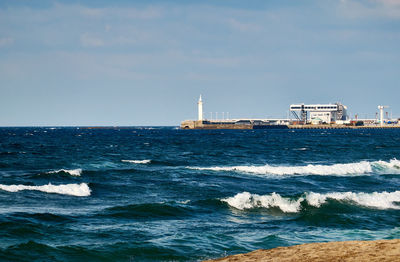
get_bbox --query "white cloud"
[197,56,242,67]
[227,18,261,32]
[374,0,400,6]
[0,37,14,47]
[78,5,162,20]
[105,24,112,32]
[114,6,162,19]
[338,0,400,19]
[80,7,104,17]
[80,33,104,47]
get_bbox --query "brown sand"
[205,239,400,262]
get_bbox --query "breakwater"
[181,120,400,129]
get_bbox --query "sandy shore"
[205,239,400,262]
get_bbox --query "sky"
[0,0,399,126]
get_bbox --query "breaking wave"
[190,159,400,176]
[0,183,91,197]
[48,168,82,176]
[121,159,151,164]
[222,190,400,212]
[222,192,302,213]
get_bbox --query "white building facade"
[290,103,348,124]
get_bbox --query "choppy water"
[1,127,400,261]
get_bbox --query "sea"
[0,127,400,261]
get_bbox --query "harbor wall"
[180,120,400,130]
[180,120,252,129]
[288,124,400,129]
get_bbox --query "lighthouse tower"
[378,105,388,127]
[198,95,203,121]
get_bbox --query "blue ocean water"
[0,127,400,261]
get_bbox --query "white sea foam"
[0,183,91,197]
[177,200,191,204]
[121,159,151,164]
[222,190,400,212]
[222,192,302,212]
[305,191,400,209]
[48,168,82,176]
[190,159,400,176]
[372,159,400,170]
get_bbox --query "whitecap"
[222,190,400,212]
[0,183,91,197]
[189,159,400,176]
[372,159,400,171]
[48,168,82,176]
[305,191,400,209]
[121,159,151,164]
[293,148,308,151]
[222,192,302,213]
[177,200,191,204]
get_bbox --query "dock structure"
[181,120,400,130]
[288,124,400,129]
[181,121,400,130]
[180,120,288,129]
[180,96,400,130]
[181,120,252,130]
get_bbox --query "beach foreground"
[206,239,400,262]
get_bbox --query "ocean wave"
[222,190,400,212]
[305,191,400,209]
[0,183,91,197]
[222,192,302,213]
[121,159,151,164]
[48,168,82,176]
[102,202,191,219]
[189,159,400,176]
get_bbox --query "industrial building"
[289,103,348,124]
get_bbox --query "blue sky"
[0,0,399,126]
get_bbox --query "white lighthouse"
[378,105,388,127]
[198,95,203,121]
